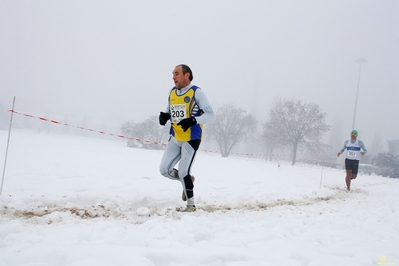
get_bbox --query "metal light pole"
[351,58,367,130]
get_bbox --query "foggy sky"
[1,0,398,149]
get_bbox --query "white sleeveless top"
[345,140,361,160]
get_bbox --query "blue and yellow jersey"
[169,86,203,141]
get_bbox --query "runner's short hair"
[177,64,193,81]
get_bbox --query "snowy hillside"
[0,129,398,266]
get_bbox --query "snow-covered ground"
[1,129,398,266]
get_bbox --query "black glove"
[177,117,197,132]
[159,112,171,126]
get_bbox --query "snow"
[1,129,398,266]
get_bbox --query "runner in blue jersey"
[337,130,368,191]
[158,64,215,212]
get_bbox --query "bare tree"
[263,98,330,165]
[261,123,281,161]
[207,104,257,157]
[372,152,399,169]
[121,120,140,147]
[121,116,169,149]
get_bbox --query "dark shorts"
[345,158,359,174]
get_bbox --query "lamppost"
[352,57,367,130]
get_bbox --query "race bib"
[347,150,358,159]
[170,104,186,123]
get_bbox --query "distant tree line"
[122,98,331,165]
[120,98,398,171]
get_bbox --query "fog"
[1,1,398,152]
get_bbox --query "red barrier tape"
[8,109,324,158]
[9,109,165,147]
[201,149,323,158]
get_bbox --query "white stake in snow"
[319,166,324,189]
[1,96,16,195]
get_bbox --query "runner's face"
[172,66,190,89]
[351,132,357,140]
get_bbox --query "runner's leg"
[179,140,200,206]
[346,169,352,191]
[351,160,359,180]
[159,137,182,180]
